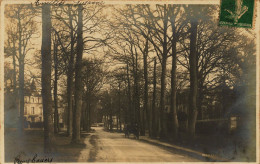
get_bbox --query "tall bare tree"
[72,4,83,143]
[129,5,172,138]
[188,19,198,137]
[53,35,59,134]
[41,4,54,153]
[67,5,77,137]
[151,57,157,137]
[5,5,37,132]
[52,5,78,136]
[169,5,186,139]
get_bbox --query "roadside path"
[78,127,202,162]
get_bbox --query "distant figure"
[124,123,139,139]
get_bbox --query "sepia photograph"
[0,0,259,163]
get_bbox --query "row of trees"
[101,4,255,140]
[42,3,109,149]
[4,3,255,152]
[5,3,107,152]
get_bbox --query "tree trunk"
[143,38,149,136]
[170,15,179,139]
[41,4,54,153]
[87,97,91,131]
[53,40,59,134]
[119,115,122,131]
[82,101,87,131]
[83,94,89,131]
[159,6,168,139]
[117,116,119,130]
[118,83,122,131]
[67,5,75,137]
[18,10,24,133]
[133,50,141,135]
[18,59,25,133]
[188,20,198,137]
[152,58,157,137]
[109,97,113,131]
[160,55,167,138]
[72,5,83,143]
[12,42,18,109]
[197,81,204,120]
[67,74,73,136]
[124,85,128,126]
[126,63,132,124]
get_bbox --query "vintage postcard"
[0,0,259,163]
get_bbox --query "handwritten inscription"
[14,153,53,164]
[34,0,105,6]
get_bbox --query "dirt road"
[78,127,202,162]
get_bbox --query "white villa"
[24,95,43,123]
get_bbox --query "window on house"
[31,107,35,114]
[40,107,42,115]
[32,98,34,103]
[230,116,237,130]
[24,107,27,115]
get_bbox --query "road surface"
[77,127,202,162]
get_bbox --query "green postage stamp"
[219,0,255,28]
